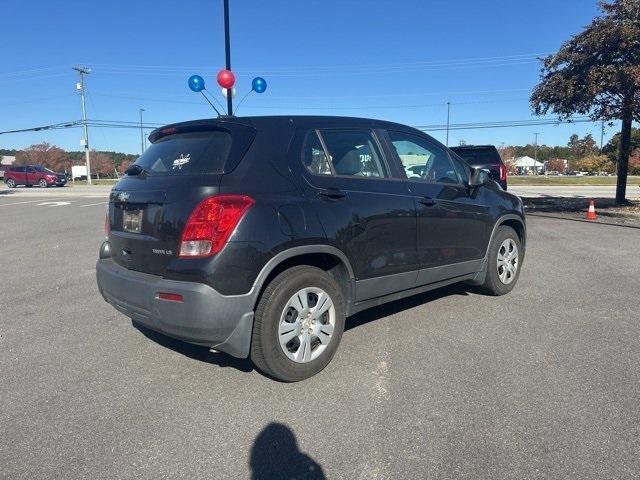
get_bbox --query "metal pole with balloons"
[186,0,267,117]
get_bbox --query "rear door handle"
[418,196,436,206]
[318,188,346,199]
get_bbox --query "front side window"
[450,154,470,184]
[388,131,459,184]
[319,129,387,178]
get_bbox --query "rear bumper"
[96,257,254,358]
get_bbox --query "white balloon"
[221,87,237,98]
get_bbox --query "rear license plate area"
[123,209,142,233]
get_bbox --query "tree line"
[497,128,640,175]
[0,144,138,177]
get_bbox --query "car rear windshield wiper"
[124,164,148,176]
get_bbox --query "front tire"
[39,179,48,188]
[6,178,16,188]
[251,265,345,382]
[480,225,522,296]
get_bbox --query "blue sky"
[1,0,610,154]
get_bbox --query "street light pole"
[223,0,233,116]
[73,66,92,185]
[139,108,146,154]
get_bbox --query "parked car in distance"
[450,145,508,190]
[96,116,526,381]
[3,165,67,188]
[545,170,560,176]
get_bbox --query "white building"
[514,156,545,175]
[0,155,16,177]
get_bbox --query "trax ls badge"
[152,249,174,256]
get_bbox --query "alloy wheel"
[497,238,519,285]
[278,287,336,363]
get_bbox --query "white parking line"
[0,199,64,207]
[37,201,71,207]
[79,202,107,207]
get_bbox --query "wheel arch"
[251,246,355,312]
[487,214,526,258]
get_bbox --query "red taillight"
[157,292,183,302]
[179,195,255,258]
[499,163,507,181]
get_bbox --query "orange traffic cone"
[586,199,597,220]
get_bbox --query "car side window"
[388,131,459,185]
[302,131,332,175]
[450,153,469,184]
[319,129,387,178]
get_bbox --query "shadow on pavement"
[132,283,479,373]
[250,423,326,480]
[346,283,471,332]
[132,321,254,372]
[0,189,16,195]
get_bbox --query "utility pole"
[73,66,92,185]
[139,108,146,154]
[223,0,233,116]
[534,132,540,175]
[445,101,451,146]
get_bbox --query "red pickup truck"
[3,165,67,188]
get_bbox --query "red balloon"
[217,69,235,89]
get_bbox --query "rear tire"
[251,265,345,382]
[480,225,522,296]
[6,178,16,188]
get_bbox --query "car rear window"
[131,131,232,175]
[452,148,501,165]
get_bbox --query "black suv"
[450,145,508,190]
[96,116,525,381]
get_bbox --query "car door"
[26,166,38,186]
[382,130,492,285]
[14,166,27,185]
[296,127,418,301]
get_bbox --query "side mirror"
[469,167,490,187]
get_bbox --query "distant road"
[511,184,640,199]
[509,185,629,198]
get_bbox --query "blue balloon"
[252,77,267,94]
[188,75,205,92]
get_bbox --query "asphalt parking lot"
[1,191,639,479]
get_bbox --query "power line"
[0,121,81,135]
[83,52,549,74]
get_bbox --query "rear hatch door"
[107,124,253,275]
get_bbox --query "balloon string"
[200,90,221,117]
[234,90,254,115]
[202,90,227,115]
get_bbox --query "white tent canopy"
[514,156,544,168]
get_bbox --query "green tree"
[531,0,640,203]
[576,154,616,173]
[603,127,640,159]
